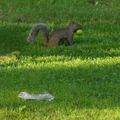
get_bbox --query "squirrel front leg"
[67,34,73,45]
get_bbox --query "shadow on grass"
[0,62,120,110]
[18,41,120,59]
[0,23,120,59]
[0,23,30,54]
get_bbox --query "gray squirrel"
[27,22,81,47]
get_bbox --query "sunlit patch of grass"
[1,55,120,70]
[0,110,6,120]
[0,108,120,120]
[0,54,17,63]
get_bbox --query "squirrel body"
[27,22,81,47]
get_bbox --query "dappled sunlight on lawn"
[0,55,120,69]
[0,55,120,112]
[0,1,120,118]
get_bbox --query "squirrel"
[27,22,81,47]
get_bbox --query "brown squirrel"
[27,22,81,47]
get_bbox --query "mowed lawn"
[0,0,120,120]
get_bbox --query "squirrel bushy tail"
[27,23,49,44]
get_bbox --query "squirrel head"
[68,21,82,32]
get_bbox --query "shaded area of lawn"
[0,22,120,59]
[0,0,120,23]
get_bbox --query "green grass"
[0,0,120,23]
[0,0,120,119]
